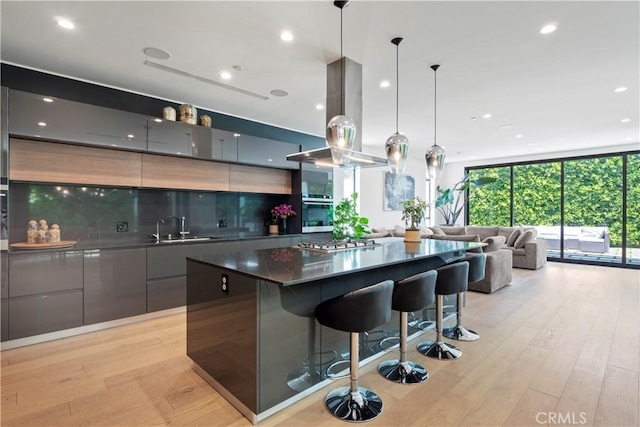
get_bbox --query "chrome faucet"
[152,218,165,242]
[179,216,190,238]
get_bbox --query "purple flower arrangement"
[271,204,297,224]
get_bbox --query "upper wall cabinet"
[147,118,212,159]
[237,135,300,170]
[212,128,238,163]
[8,90,147,151]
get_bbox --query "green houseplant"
[434,173,496,226]
[333,192,370,240]
[401,196,428,242]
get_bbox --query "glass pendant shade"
[385,132,409,174]
[327,114,356,165]
[425,144,446,179]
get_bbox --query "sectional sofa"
[368,225,548,293]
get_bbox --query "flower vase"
[280,219,287,235]
[269,224,279,235]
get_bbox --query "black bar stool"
[443,253,486,341]
[378,270,437,384]
[315,280,394,422]
[416,262,469,360]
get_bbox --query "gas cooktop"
[296,239,380,252]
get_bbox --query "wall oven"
[301,197,334,233]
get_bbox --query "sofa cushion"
[419,227,433,238]
[430,227,446,235]
[439,226,466,235]
[505,247,526,256]
[393,225,405,237]
[371,227,391,237]
[482,235,506,252]
[514,229,535,248]
[467,226,499,241]
[506,227,522,247]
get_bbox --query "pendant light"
[425,64,446,179]
[385,37,409,175]
[326,0,356,166]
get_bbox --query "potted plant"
[270,203,296,235]
[401,196,428,242]
[333,192,370,240]
[434,173,496,226]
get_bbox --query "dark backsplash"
[9,183,292,244]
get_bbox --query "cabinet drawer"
[9,250,83,297]
[8,290,83,339]
[147,276,186,312]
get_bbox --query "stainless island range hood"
[287,57,388,169]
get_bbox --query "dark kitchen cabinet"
[237,135,300,169]
[212,128,238,162]
[1,86,8,177]
[147,118,212,159]
[83,248,146,325]
[1,299,7,341]
[8,90,147,150]
[9,250,83,297]
[9,290,83,339]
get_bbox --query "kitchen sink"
[158,236,218,243]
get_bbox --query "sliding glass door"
[466,151,638,268]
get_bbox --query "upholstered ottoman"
[468,248,512,293]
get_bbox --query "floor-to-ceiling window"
[466,151,638,268]
[468,166,511,226]
[513,162,561,259]
[627,153,640,265]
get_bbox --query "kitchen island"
[186,237,482,423]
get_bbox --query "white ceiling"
[1,1,638,164]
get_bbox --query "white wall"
[351,142,639,228]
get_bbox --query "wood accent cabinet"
[141,153,230,191]
[9,138,142,186]
[230,164,292,194]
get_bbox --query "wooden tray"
[10,241,77,250]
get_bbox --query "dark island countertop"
[188,237,484,286]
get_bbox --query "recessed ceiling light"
[143,47,171,60]
[380,80,390,88]
[280,30,293,42]
[270,89,289,97]
[234,133,241,137]
[43,97,53,103]
[127,134,134,139]
[614,87,628,93]
[268,158,273,162]
[56,18,75,30]
[315,104,324,110]
[220,71,232,80]
[154,118,162,123]
[483,113,492,119]
[540,23,557,34]
[515,134,523,138]
[621,118,631,123]
[38,122,47,127]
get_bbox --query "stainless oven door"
[301,199,334,233]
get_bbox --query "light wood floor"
[1,263,638,427]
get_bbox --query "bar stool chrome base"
[325,386,383,422]
[417,340,462,360]
[378,359,428,384]
[443,325,479,341]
